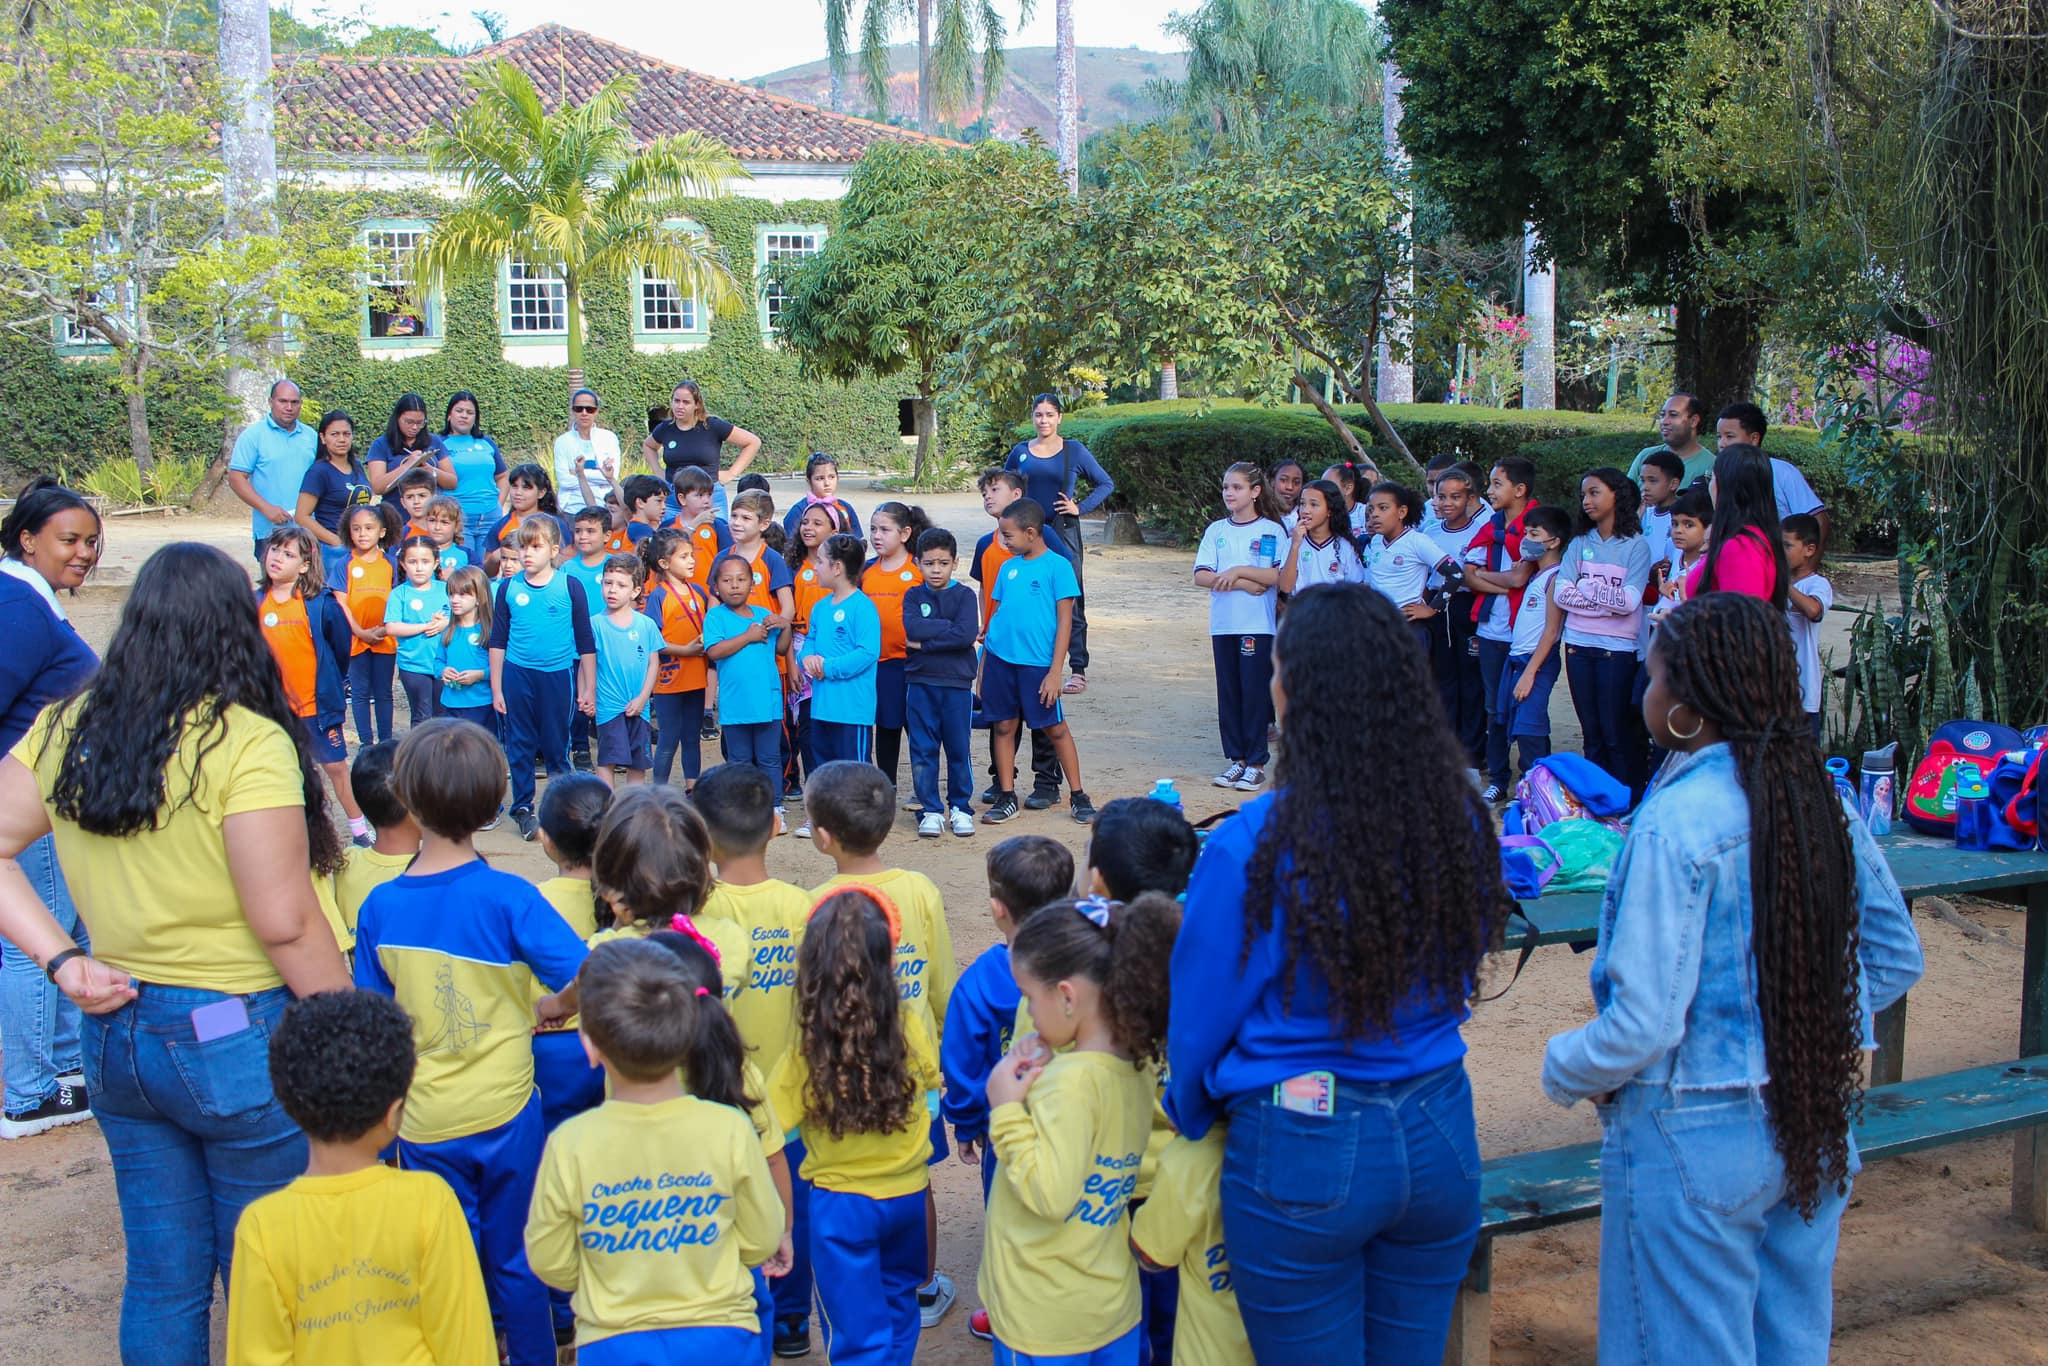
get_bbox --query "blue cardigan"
[0,573,98,752]
[257,586,355,735]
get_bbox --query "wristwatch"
[43,947,85,985]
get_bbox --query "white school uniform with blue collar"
[1289,533,1365,590]
[1365,528,1448,608]
[1194,517,1285,635]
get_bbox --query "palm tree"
[824,0,1033,132]
[415,61,744,393]
[1169,0,1381,145]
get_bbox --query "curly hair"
[1576,467,1643,540]
[46,543,344,875]
[1012,893,1182,1066]
[1653,594,1862,1218]
[269,990,416,1142]
[1243,584,1509,1037]
[796,891,920,1140]
[591,786,712,932]
[648,929,758,1114]
[639,526,690,584]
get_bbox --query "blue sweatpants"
[994,1323,1143,1366]
[812,1186,926,1366]
[771,1137,817,1337]
[502,660,573,813]
[398,1091,555,1366]
[907,682,974,815]
[575,1325,763,1364]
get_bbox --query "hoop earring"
[1666,704,1704,741]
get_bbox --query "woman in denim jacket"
[1543,593,1924,1364]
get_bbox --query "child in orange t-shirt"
[862,502,931,787]
[338,504,400,747]
[258,524,368,840]
[640,529,712,790]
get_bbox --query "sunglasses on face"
[573,405,598,414]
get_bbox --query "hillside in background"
[748,45,1185,141]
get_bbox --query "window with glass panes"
[638,267,698,333]
[506,261,567,334]
[364,225,434,338]
[759,229,823,332]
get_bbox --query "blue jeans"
[652,689,707,784]
[0,834,86,1111]
[398,666,439,728]
[1597,1084,1847,1365]
[84,982,306,1366]
[1499,651,1561,778]
[723,720,782,791]
[1477,636,1513,785]
[1219,1061,1480,1363]
[348,650,395,745]
[907,682,973,815]
[463,507,497,565]
[812,1186,925,1366]
[1565,643,1640,791]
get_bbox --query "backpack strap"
[2005,748,2044,838]
[1476,905,1542,1003]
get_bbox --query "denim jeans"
[1566,643,1641,791]
[348,650,395,745]
[397,666,438,729]
[1597,1083,1848,1365]
[84,982,306,1366]
[723,720,783,791]
[651,689,706,784]
[463,507,497,566]
[907,682,974,815]
[1477,636,1513,785]
[0,834,87,1111]
[1219,1060,1480,1363]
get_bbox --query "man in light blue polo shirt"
[226,379,317,558]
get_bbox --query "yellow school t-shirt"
[525,1096,782,1346]
[1012,999,1174,1201]
[602,1059,785,1163]
[767,1009,940,1199]
[1130,1130,1252,1366]
[538,875,599,940]
[980,1049,1152,1356]
[14,700,311,992]
[334,846,413,943]
[227,1164,493,1366]
[314,879,354,956]
[812,868,956,1046]
[589,917,750,1008]
[700,878,809,1073]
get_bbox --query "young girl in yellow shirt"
[768,887,940,1366]
[981,892,1183,1365]
[585,785,747,974]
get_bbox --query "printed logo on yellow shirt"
[748,924,798,993]
[419,963,491,1056]
[578,1171,729,1254]
[1070,1148,1142,1227]
[894,942,929,1000]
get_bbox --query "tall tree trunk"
[1376,60,1415,404]
[1159,361,1179,400]
[912,391,938,485]
[916,0,933,131]
[1054,0,1078,193]
[215,0,280,480]
[565,283,586,395]
[1521,222,1556,410]
[1672,295,1762,412]
[123,346,154,478]
[829,62,847,114]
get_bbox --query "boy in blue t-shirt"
[591,553,664,787]
[488,518,597,842]
[703,553,791,803]
[981,498,1093,825]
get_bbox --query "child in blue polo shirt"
[383,536,451,731]
[980,498,1093,825]
[489,517,597,843]
[703,553,791,802]
[797,533,881,777]
[591,552,664,787]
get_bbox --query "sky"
[301,0,1191,83]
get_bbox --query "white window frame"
[755,224,827,339]
[360,219,441,346]
[499,258,568,339]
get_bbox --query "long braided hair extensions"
[1655,593,1863,1217]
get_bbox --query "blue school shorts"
[596,714,652,771]
[979,654,1064,731]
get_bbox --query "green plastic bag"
[1535,818,1624,893]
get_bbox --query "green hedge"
[0,188,955,488]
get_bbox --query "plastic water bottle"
[1860,742,1898,837]
[1149,779,1183,813]
[1954,764,1993,850]
[1825,757,1857,812]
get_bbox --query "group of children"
[252,449,1107,856]
[1193,448,1835,805]
[230,710,1236,1366]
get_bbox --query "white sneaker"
[790,821,812,839]
[1213,761,1247,788]
[1232,766,1267,792]
[949,809,976,837]
[917,1273,957,1328]
[917,812,943,838]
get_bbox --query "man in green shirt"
[1625,392,1716,488]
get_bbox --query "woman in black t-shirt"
[641,380,762,519]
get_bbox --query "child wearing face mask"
[1463,505,1573,782]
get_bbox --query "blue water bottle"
[1859,742,1898,837]
[1954,764,1993,850]
[1149,779,1183,813]
[1826,757,1856,812]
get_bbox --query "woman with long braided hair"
[1167,583,1511,1362]
[1544,593,1924,1363]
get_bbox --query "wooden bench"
[1444,1055,2048,1365]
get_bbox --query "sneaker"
[981,794,1020,824]
[775,808,787,838]
[513,806,539,842]
[1070,791,1097,824]
[1232,766,1266,792]
[772,1323,811,1358]
[700,716,720,741]
[783,787,805,804]
[479,806,504,832]
[968,1308,994,1342]
[1024,790,1058,810]
[572,748,594,773]
[0,1078,91,1140]
[918,812,944,839]
[790,821,812,840]
[917,1273,957,1329]
[1213,761,1247,788]
[1480,781,1506,804]
[980,784,1001,804]
[949,809,976,838]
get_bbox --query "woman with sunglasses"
[553,388,623,517]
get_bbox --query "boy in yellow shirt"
[1132,1129,1252,1366]
[229,990,493,1365]
[329,740,417,955]
[526,939,785,1361]
[803,759,961,1327]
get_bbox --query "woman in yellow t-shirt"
[0,541,352,1365]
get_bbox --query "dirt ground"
[4,485,2039,1363]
